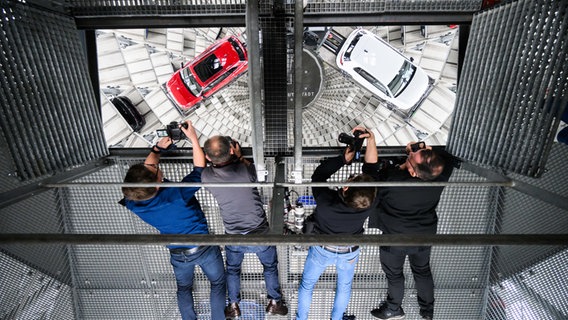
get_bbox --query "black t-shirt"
[312,156,380,235]
[363,156,452,235]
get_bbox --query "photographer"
[296,127,379,320]
[120,121,226,320]
[202,135,288,319]
[365,140,452,320]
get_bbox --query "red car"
[167,35,248,110]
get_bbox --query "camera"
[410,141,425,152]
[224,136,237,148]
[156,121,189,141]
[338,129,366,160]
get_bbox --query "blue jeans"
[170,246,226,320]
[225,245,282,303]
[296,246,360,320]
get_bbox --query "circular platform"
[288,48,323,108]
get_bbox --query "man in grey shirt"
[202,135,288,319]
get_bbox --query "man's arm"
[180,121,205,168]
[353,127,382,180]
[358,127,377,164]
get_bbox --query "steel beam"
[0,158,108,209]
[268,159,286,235]
[0,233,565,246]
[246,0,267,181]
[42,181,514,188]
[303,12,474,26]
[75,15,246,29]
[292,0,304,183]
[461,162,568,212]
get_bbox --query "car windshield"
[354,67,390,96]
[180,68,202,97]
[388,60,416,98]
[344,32,363,60]
[228,37,246,61]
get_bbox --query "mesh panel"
[447,0,568,177]
[0,1,107,181]
[303,0,482,13]
[506,143,568,199]
[486,247,568,320]
[0,252,74,320]
[261,15,290,155]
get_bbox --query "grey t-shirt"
[202,160,269,235]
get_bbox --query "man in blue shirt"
[121,121,226,320]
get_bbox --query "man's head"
[405,149,445,181]
[122,163,162,201]
[341,173,377,210]
[204,135,233,165]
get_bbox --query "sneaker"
[224,302,241,319]
[265,299,288,315]
[342,313,356,320]
[370,303,405,319]
[420,310,433,320]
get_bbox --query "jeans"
[170,246,226,320]
[296,246,360,320]
[380,246,434,315]
[225,245,282,303]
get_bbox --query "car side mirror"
[410,57,414,62]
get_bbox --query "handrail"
[0,233,565,246]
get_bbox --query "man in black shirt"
[296,128,380,320]
[365,141,451,320]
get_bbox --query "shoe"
[224,302,241,319]
[370,303,405,319]
[420,310,433,320]
[265,299,288,315]
[342,313,356,320]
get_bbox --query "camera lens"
[338,133,355,145]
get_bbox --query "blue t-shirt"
[123,167,208,249]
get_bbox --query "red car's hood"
[166,72,201,109]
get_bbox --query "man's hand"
[156,137,173,150]
[344,146,356,164]
[406,141,428,154]
[180,121,198,142]
[231,139,243,158]
[353,126,374,141]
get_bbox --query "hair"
[342,174,377,210]
[414,149,446,181]
[204,135,233,164]
[122,164,158,201]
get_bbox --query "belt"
[321,245,360,254]
[169,246,205,255]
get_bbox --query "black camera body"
[410,141,425,152]
[338,129,366,160]
[224,136,237,148]
[156,121,188,140]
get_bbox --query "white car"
[336,28,433,111]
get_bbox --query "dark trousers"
[380,246,434,314]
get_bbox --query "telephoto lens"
[338,132,356,146]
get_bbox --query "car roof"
[191,38,243,85]
[349,30,405,84]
